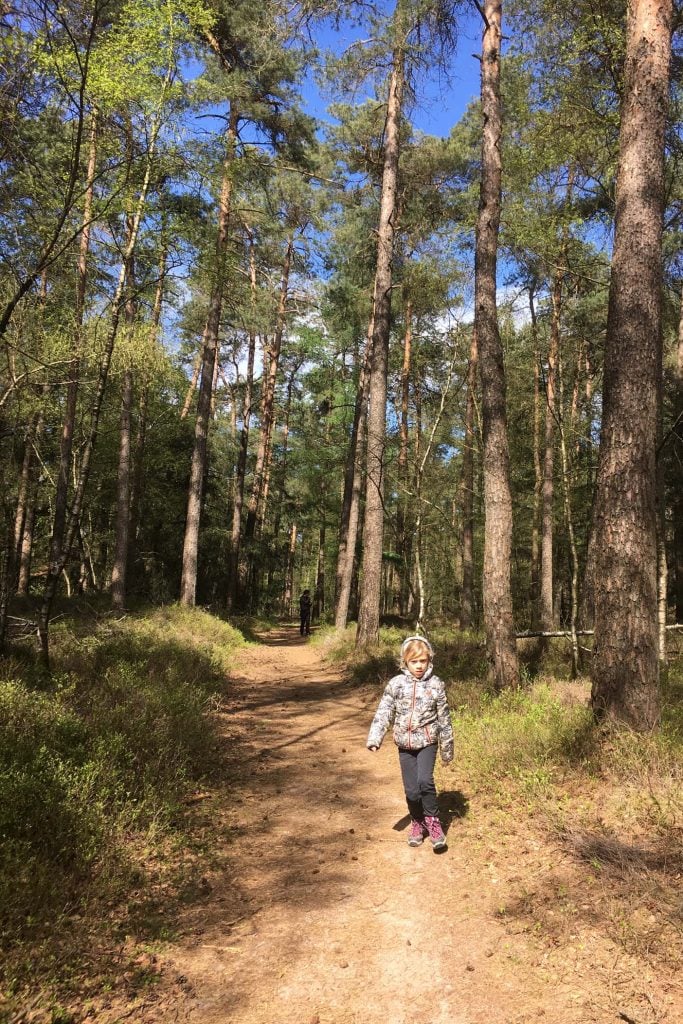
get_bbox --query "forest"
[1,1,682,1017]
[3,0,681,713]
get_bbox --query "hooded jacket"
[366,663,454,763]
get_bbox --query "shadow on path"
[253,625,320,647]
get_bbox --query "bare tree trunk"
[180,106,237,607]
[315,521,326,621]
[272,369,297,544]
[335,320,372,629]
[461,327,478,628]
[180,350,202,419]
[591,0,672,729]
[529,292,542,627]
[674,282,683,624]
[356,31,405,647]
[540,275,561,630]
[111,203,137,612]
[14,400,45,596]
[129,234,166,588]
[557,353,580,676]
[17,487,38,596]
[49,110,98,583]
[13,413,38,580]
[111,367,133,610]
[397,297,412,614]
[284,520,296,617]
[245,233,294,544]
[474,0,520,690]
[227,233,258,610]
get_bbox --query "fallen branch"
[515,625,681,639]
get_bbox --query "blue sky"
[300,6,484,139]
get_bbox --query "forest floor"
[37,627,682,1024]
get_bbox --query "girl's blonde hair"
[400,635,434,667]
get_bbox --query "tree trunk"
[48,109,98,583]
[397,297,412,614]
[528,293,543,627]
[14,398,45,596]
[591,0,672,729]
[540,275,561,630]
[180,106,237,607]
[284,521,297,617]
[356,32,404,648]
[315,521,326,621]
[335,319,372,629]
[227,232,258,610]
[674,282,683,624]
[245,232,294,544]
[557,353,580,676]
[461,327,478,628]
[128,236,166,590]
[474,0,519,690]
[272,369,297,544]
[39,92,165,665]
[111,204,137,612]
[180,350,202,419]
[111,367,133,610]
[13,412,38,583]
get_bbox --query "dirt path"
[128,630,678,1024]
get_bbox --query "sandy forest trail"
[129,630,679,1024]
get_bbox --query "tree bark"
[128,235,166,590]
[557,353,580,676]
[284,520,297,617]
[244,232,294,544]
[529,292,543,627]
[48,109,98,584]
[396,297,413,614]
[111,367,133,610]
[315,521,326,620]
[180,106,237,606]
[111,204,137,612]
[13,413,38,580]
[180,350,202,419]
[227,230,258,610]
[356,28,405,648]
[674,282,683,624]
[591,0,672,729]
[540,275,561,630]
[335,319,372,630]
[474,0,520,690]
[461,326,478,628]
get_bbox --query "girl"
[367,635,454,851]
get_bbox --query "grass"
[0,603,248,1017]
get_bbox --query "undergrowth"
[0,605,247,973]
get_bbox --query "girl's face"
[405,649,430,678]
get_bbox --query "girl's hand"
[368,745,378,752]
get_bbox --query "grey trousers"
[398,743,438,819]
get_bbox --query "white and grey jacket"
[366,666,454,763]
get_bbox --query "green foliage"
[0,606,246,930]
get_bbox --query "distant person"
[366,635,454,851]
[299,589,311,636]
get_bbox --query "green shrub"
[0,605,247,931]
[453,684,594,791]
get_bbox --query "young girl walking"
[367,635,454,851]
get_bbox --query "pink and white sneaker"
[407,818,425,847]
[424,815,447,851]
